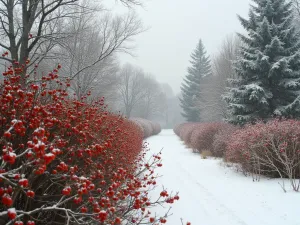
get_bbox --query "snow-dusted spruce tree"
[224,0,300,125]
[180,39,212,122]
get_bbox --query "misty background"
[4,0,300,128]
[109,0,250,93]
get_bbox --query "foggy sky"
[112,0,251,94]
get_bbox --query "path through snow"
[147,130,299,225]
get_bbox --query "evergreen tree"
[180,39,211,122]
[224,0,300,125]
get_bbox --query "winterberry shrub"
[0,61,178,224]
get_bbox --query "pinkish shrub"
[226,119,300,191]
[151,122,162,135]
[174,123,192,136]
[179,123,201,145]
[212,124,239,157]
[130,118,161,138]
[173,124,183,136]
[132,118,153,138]
[177,123,191,139]
[189,122,228,154]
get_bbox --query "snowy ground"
[146,129,300,225]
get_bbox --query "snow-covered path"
[147,130,300,225]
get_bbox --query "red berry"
[18,179,29,187]
[73,196,82,204]
[4,131,12,138]
[27,221,35,225]
[44,153,55,165]
[80,207,88,213]
[2,194,13,206]
[26,190,35,198]
[14,221,24,225]
[62,187,71,196]
[115,217,121,224]
[160,218,167,223]
[3,152,16,164]
[87,183,95,190]
[7,208,16,220]
[93,207,101,213]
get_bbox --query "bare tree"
[60,10,143,79]
[29,2,143,108]
[0,0,143,87]
[117,64,168,119]
[117,64,146,118]
[0,0,87,84]
[43,7,143,104]
[197,35,241,121]
[134,75,165,119]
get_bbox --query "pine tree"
[224,0,300,125]
[180,39,211,122]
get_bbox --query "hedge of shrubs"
[174,122,234,157]
[130,118,161,138]
[174,119,300,192]
[0,63,177,225]
[226,119,300,191]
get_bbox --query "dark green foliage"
[180,40,211,122]
[224,0,300,125]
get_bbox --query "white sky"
[109,0,251,93]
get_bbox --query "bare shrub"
[226,119,300,191]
